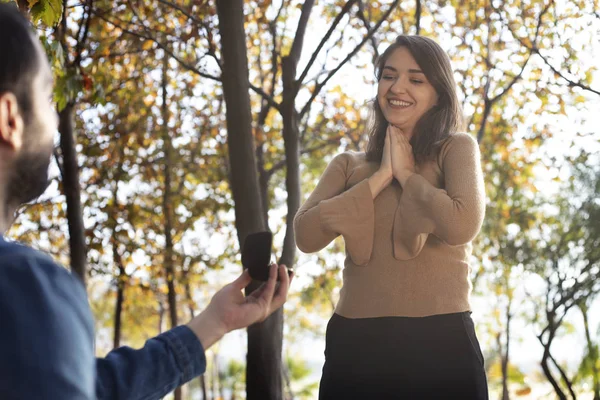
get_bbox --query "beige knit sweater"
[294,133,486,318]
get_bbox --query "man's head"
[0,3,57,223]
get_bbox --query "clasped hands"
[368,124,415,198]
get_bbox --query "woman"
[294,35,488,399]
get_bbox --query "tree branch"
[156,0,205,26]
[266,135,342,176]
[288,0,316,65]
[415,0,422,34]
[356,0,379,63]
[535,50,600,96]
[548,352,577,399]
[73,0,93,66]
[490,53,532,102]
[95,7,282,109]
[249,83,281,112]
[299,0,400,118]
[495,0,600,97]
[91,8,221,82]
[296,0,358,86]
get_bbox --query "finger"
[247,282,267,300]
[383,129,390,152]
[397,131,407,142]
[230,269,252,290]
[255,263,278,304]
[390,129,398,145]
[397,130,411,145]
[391,125,408,143]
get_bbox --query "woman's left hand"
[389,125,415,186]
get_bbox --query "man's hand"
[187,264,293,349]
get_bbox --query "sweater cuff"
[319,179,374,265]
[404,173,447,204]
[158,325,207,383]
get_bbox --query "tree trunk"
[256,142,271,230]
[161,53,180,400]
[540,325,568,400]
[279,0,314,270]
[541,352,567,400]
[215,0,266,241]
[200,374,208,400]
[215,2,284,399]
[279,56,301,270]
[58,104,87,284]
[476,96,492,143]
[415,0,422,34]
[213,353,220,400]
[283,360,294,400]
[111,161,125,350]
[580,303,600,400]
[183,269,209,400]
[112,266,125,349]
[500,300,512,400]
[158,298,165,334]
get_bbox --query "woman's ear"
[0,92,25,151]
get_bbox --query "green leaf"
[30,0,63,27]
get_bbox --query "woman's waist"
[335,267,472,318]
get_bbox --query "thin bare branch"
[535,50,600,96]
[296,0,358,86]
[73,0,93,66]
[548,352,577,399]
[157,0,205,26]
[266,135,342,176]
[299,0,399,118]
[495,0,600,96]
[356,0,379,63]
[490,53,532,102]
[91,8,220,82]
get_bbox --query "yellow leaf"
[516,387,532,396]
[142,40,153,51]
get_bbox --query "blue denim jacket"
[0,236,207,399]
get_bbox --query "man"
[0,4,293,399]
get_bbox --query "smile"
[388,99,413,108]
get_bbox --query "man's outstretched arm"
[96,264,292,400]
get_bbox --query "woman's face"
[377,46,439,139]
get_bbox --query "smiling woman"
[294,35,488,400]
[377,48,439,138]
[367,35,464,165]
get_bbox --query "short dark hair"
[0,3,40,121]
[365,35,464,164]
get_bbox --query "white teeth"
[389,99,412,107]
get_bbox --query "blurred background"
[6,0,600,398]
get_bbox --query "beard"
[5,122,53,208]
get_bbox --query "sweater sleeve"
[393,133,486,260]
[294,153,374,266]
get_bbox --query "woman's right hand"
[368,127,393,198]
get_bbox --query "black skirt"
[319,312,489,400]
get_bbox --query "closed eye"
[381,75,396,81]
[410,79,424,84]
